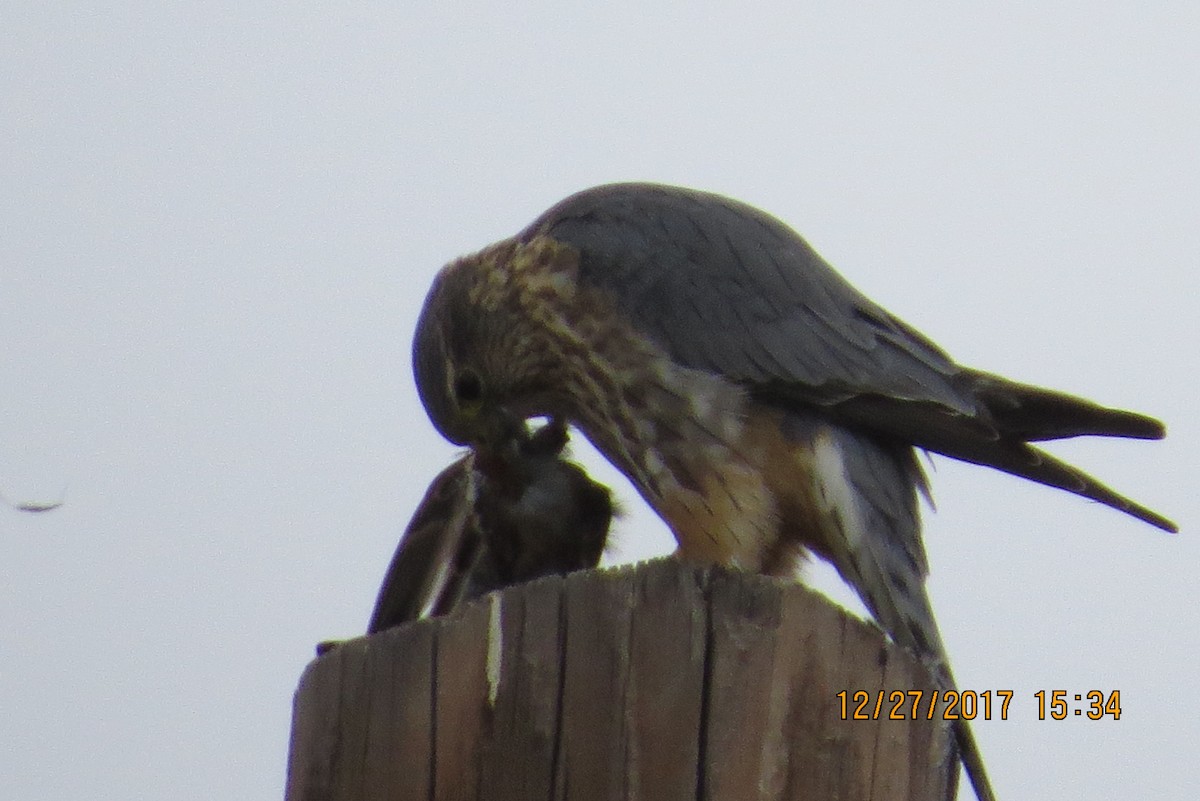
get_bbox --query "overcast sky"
[2,4,1196,800]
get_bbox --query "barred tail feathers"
[808,426,997,801]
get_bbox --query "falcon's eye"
[453,369,484,412]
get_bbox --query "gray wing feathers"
[966,370,1166,441]
[525,182,1175,532]
[525,182,971,411]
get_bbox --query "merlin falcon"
[412,183,1175,801]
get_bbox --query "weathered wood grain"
[286,559,955,801]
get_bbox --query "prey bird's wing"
[523,183,1175,531]
[368,456,479,634]
[368,429,615,635]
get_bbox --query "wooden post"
[285,558,957,801]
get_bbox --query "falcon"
[412,183,1176,801]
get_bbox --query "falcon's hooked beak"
[472,415,571,499]
[471,403,526,456]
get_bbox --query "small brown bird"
[367,420,611,633]
[411,183,1175,801]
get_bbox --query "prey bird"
[369,420,611,632]
[412,183,1176,800]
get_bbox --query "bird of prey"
[368,420,611,633]
[412,182,1175,801]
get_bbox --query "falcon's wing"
[525,182,976,417]
[523,183,1175,532]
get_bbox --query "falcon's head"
[412,238,576,451]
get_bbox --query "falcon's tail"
[809,425,997,801]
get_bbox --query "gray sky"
[2,4,1195,799]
